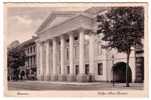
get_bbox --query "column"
[77,29,87,82]
[89,33,95,81]
[45,40,50,81]
[36,42,40,80]
[67,33,76,81]
[52,38,58,80]
[49,43,53,79]
[59,35,66,81]
[38,42,44,80]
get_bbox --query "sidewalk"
[8,81,144,90]
[25,81,106,85]
[10,80,144,86]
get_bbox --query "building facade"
[20,37,37,80]
[34,7,144,82]
[135,44,144,83]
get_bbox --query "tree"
[97,7,144,87]
[7,47,26,80]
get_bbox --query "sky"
[6,7,89,46]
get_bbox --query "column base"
[67,74,76,82]
[37,75,44,81]
[44,75,51,81]
[58,74,67,81]
[51,74,58,81]
[77,74,89,82]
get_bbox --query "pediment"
[44,16,71,30]
[35,11,80,34]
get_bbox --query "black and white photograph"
[4,2,148,97]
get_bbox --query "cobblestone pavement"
[7,81,144,90]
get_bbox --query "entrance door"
[112,62,132,83]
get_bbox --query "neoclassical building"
[35,8,143,82]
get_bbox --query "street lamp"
[112,55,114,87]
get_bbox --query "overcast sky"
[6,7,89,46]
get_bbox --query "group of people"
[8,69,37,81]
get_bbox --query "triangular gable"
[35,11,80,35]
[44,16,71,31]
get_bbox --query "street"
[7,81,144,90]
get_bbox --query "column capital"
[35,38,40,43]
[52,37,57,41]
[66,31,74,37]
[88,31,96,35]
[60,34,66,39]
[45,39,50,43]
[78,28,85,33]
[36,40,42,45]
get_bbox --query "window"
[84,45,89,58]
[33,56,35,65]
[33,46,35,52]
[28,48,30,54]
[98,45,102,55]
[24,49,27,55]
[74,46,78,59]
[66,39,69,42]
[30,47,32,53]
[85,64,89,75]
[67,66,70,74]
[28,57,30,67]
[75,65,79,75]
[31,56,33,66]
[66,48,69,60]
[98,63,103,75]
[74,36,78,40]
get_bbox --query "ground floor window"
[75,65,79,75]
[67,66,70,74]
[98,63,103,75]
[85,64,89,75]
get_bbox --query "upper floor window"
[84,45,89,58]
[30,47,32,53]
[33,46,36,52]
[66,47,69,60]
[28,48,30,54]
[98,45,102,55]
[33,56,36,65]
[74,36,78,40]
[74,46,78,59]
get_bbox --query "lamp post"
[112,55,114,87]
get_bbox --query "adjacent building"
[7,37,37,80]
[135,44,144,83]
[19,36,37,80]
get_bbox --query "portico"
[36,31,96,82]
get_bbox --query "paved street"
[7,81,144,90]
